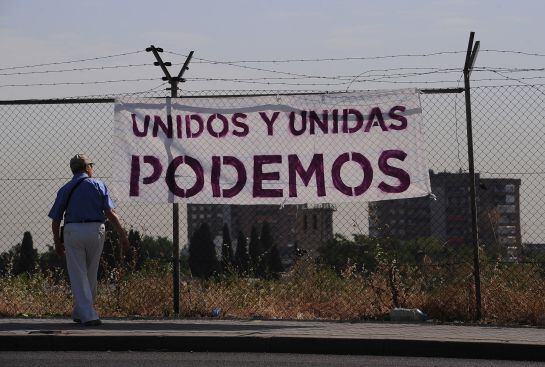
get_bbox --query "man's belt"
[65,220,103,224]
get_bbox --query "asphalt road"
[2,352,545,367]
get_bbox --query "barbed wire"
[2,64,544,82]
[174,54,458,80]
[167,49,545,64]
[0,63,152,76]
[134,82,170,94]
[73,82,169,99]
[473,83,545,89]
[168,50,466,63]
[1,68,543,93]
[0,49,543,93]
[482,49,545,57]
[187,69,464,82]
[0,50,145,71]
[0,77,159,88]
[3,75,545,89]
[0,48,543,90]
[477,67,545,72]
[186,67,545,83]
[181,76,545,87]
[0,48,542,75]
[488,70,545,97]
[478,171,545,176]
[0,63,459,86]
[0,65,457,78]
[191,56,334,79]
[1,84,540,98]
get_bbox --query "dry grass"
[1,259,545,326]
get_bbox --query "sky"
[1,0,544,98]
[1,0,545,251]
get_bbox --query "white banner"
[113,89,430,204]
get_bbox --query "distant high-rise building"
[369,171,521,257]
[478,177,521,257]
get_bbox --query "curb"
[1,334,545,361]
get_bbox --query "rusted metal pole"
[463,32,482,320]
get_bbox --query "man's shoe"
[82,319,102,326]
[73,318,81,323]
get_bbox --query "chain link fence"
[1,85,544,325]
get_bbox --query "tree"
[268,244,283,279]
[258,221,283,278]
[258,221,274,278]
[188,223,218,279]
[317,234,378,274]
[0,251,9,276]
[248,225,263,277]
[39,245,67,277]
[136,235,179,274]
[126,229,143,271]
[140,235,172,261]
[0,245,18,276]
[234,230,250,276]
[13,232,38,275]
[220,223,234,273]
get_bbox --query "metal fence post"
[170,82,180,316]
[146,46,194,316]
[463,32,482,320]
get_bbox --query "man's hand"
[51,220,64,257]
[105,208,130,257]
[55,240,65,257]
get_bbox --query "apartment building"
[187,203,335,255]
[369,171,521,257]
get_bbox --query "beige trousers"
[64,222,105,323]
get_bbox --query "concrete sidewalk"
[1,318,545,361]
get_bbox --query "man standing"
[48,154,129,326]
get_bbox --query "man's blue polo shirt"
[48,173,115,223]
